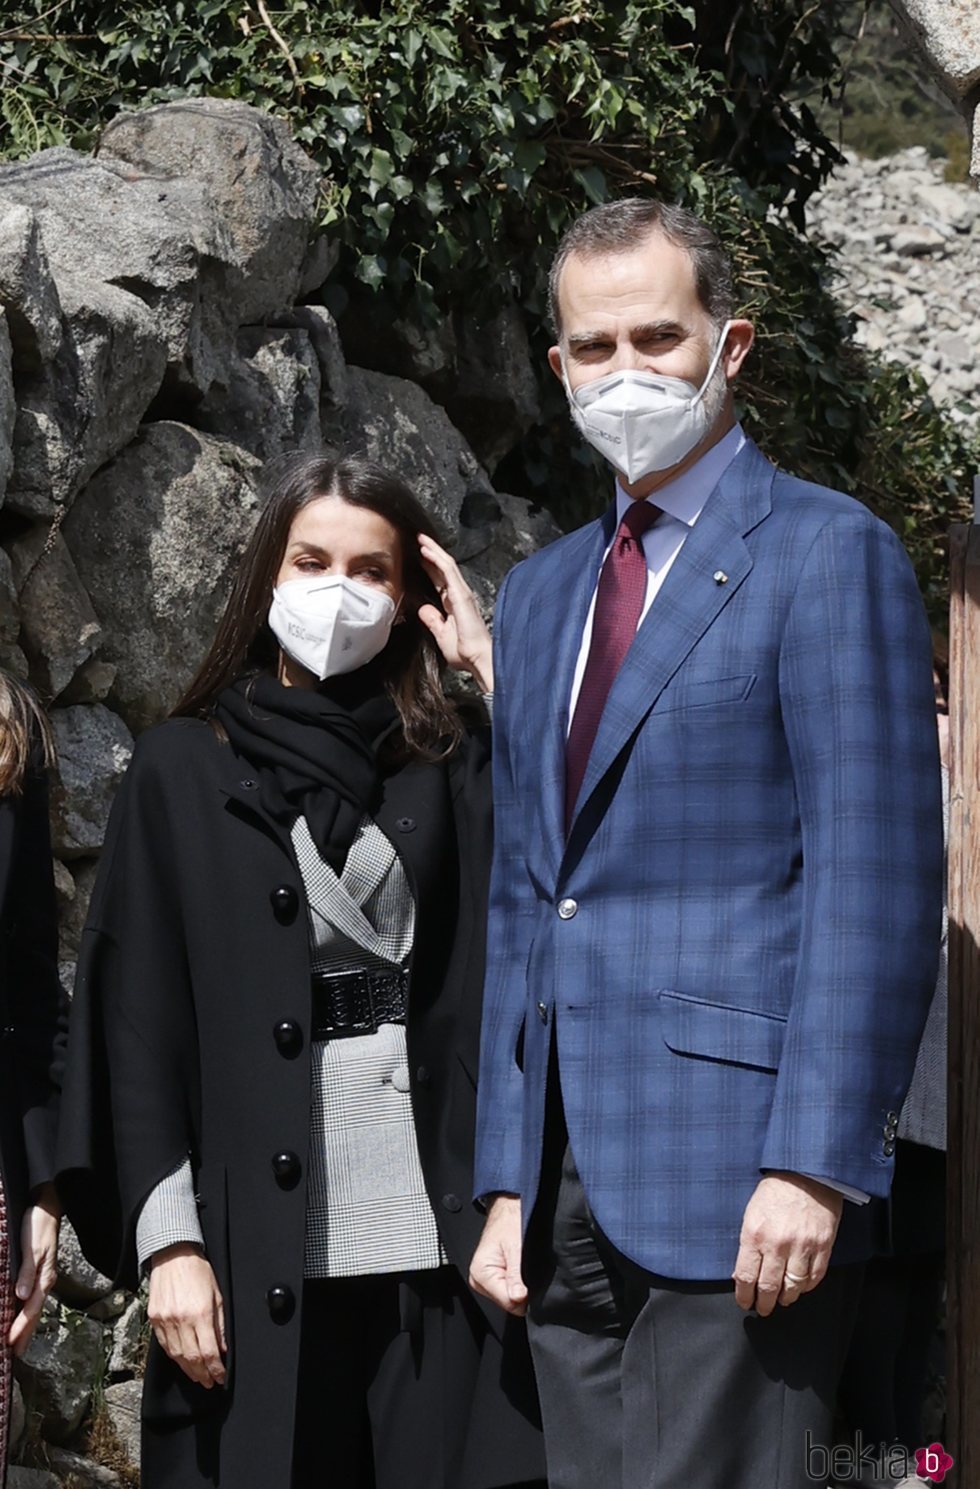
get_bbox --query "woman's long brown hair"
[172,454,464,759]
[0,672,56,795]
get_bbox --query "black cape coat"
[0,753,65,1280]
[56,716,542,1487]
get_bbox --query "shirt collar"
[615,423,746,529]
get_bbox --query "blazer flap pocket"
[654,673,756,714]
[660,991,786,1071]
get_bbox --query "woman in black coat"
[0,675,64,1469]
[56,455,544,1489]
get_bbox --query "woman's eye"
[296,559,324,574]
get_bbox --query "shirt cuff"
[135,1156,205,1268]
[796,1172,871,1205]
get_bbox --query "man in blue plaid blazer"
[470,199,943,1489]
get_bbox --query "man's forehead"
[558,235,700,324]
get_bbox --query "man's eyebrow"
[567,329,615,348]
[630,320,683,340]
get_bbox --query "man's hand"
[9,1186,60,1356]
[147,1244,227,1388]
[732,1172,842,1316]
[468,1194,527,1316]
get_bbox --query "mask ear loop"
[690,319,734,407]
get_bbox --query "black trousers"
[292,1269,545,1489]
[523,1070,863,1489]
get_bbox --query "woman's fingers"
[148,1249,226,1388]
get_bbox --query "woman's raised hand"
[416,534,493,694]
[148,1243,227,1389]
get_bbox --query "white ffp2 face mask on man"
[562,320,734,483]
[268,574,397,681]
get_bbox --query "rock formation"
[0,97,558,1484]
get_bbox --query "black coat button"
[537,1001,548,1024]
[883,1141,895,1157]
[240,779,257,790]
[272,1151,301,1189]
[266,1284,295,1323]
[441,1193,462,1213]
[883,1124,897,1141]
[415,1066,431,1088]
[395,817,416,832]
[274,1020,303,1058]
[270,885,299,923]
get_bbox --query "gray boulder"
[447,301,540,473]
[55,1219,115,1307]
[344,365,500,545]
[99,99,324,324]
[0,309,13,507]
[10,1378,25,1454]
[8,527,101,700]
[45,1448,123,1487]
[49,705,134,859]
[108,1296,145,1377]
[57,858,100,962]
[102,1379,142,1472]
[8,271,168,517]
[197,326,322,461]
[0,545,26,680]
[59,657,117,707]
[8,1471,60,1489]
[13,1300,102,1443]
[0,147,238,399]
[0,202,62,371]
[63,422,260,732]
[269,305,348,444]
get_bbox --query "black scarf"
[214,670,400,873]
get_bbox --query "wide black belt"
[310,967,409,1040]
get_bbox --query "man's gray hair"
[547,198,735,339]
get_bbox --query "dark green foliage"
[0,0,975,619]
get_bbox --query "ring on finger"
[784,1270,809,1286]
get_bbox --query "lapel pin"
[713,570,728,585]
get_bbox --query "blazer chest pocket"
[660,990,786,1072]
[654,673,757,715]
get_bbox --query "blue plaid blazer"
[474,438,943,1281]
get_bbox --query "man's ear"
[723,320,755,380]
[547,345,565,384]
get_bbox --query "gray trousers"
[524,1088,863,1489]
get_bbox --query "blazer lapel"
[566,440,775,839]
[524,510,615,883]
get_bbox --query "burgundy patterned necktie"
[565,500,661,830]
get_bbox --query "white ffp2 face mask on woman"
[268,575,397,681]
[562,320,734,483]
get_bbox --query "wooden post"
[947,516,980,1479]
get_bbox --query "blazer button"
[886,1111,899,1125]
[557,898,578,920]
[395,816,417,833]
[266,1284,295,1323]
[415,1066,431,1088]
[272,1151,301,1189]
[270,885,299,923]
[537,1002,548,1025]
[441,1193,462,1213]
[883,1124,897,1141]
[883,1141,896,1157]
[273,1020,303,1058]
